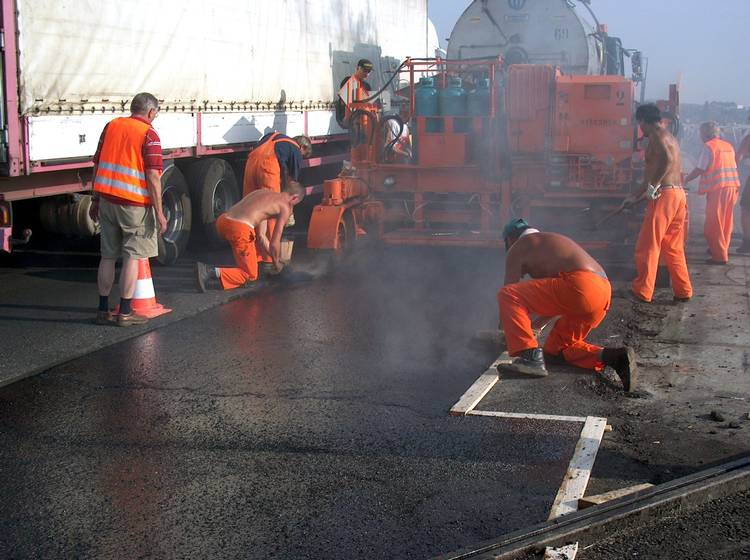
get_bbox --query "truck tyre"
[158,165,192,266]
[187,158,240,246]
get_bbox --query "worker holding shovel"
[622,103,692,303]
[496,218,637,392]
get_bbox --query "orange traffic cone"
[115,258,171,318]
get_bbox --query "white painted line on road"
[449,352,512,416]
[466,410,588,423]
[547,415,607,520]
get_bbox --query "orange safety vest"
[242,132,301,196]
[93,117,151,205]
[699,137,741,194]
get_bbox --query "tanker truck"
[447,0,644,84]
[0,0,438,263]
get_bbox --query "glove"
[645,184,662,200]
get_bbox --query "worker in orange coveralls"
[623,103,692,303]
[496,218,637,392]
[684,121,741,264]
[242,132,312,266]
[194,182,305,292]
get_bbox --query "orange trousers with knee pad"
[632,188,692,302]
[497,270,611,372]
[215,214,259,290]
[704,187,739,263]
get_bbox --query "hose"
[380,114,404,160]
[349,108,377,148]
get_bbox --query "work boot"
[116,313,149,327]
[94,310,114,326]
[498,348,548,377]
[602,347,637,392]
[673,295,691,303]
[705,258,728,266]
[195,262,218,293]
[735,243,750,255]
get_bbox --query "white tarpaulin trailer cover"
[16,0,432,114]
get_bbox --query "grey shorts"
[99,198,158,259]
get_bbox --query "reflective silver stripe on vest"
[703,167,740,180]
[94,176,150,196]
[98,160,146,181]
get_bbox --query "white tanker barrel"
[446,0,603,76]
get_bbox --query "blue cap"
[503,218,530,241]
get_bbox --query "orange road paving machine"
[307,57,679,251]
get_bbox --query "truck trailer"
[0,0,437,262]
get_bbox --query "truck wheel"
[158,165,192,266]
[187,158,240,245]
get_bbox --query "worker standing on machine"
[242,132,312,266]
[496,219,637,392]
[624,103,693,303]
[195,182,305,292]
[336,58,374,129]
[684,121,742,264]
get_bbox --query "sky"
[428,0,750,106]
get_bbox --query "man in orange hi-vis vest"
[336,59,374,129]
[242,132,312,266]
[685,121,742,264]
[622,103,693,304]
[89,92,167,327]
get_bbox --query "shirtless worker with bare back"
[624,103,692,303]
[496,218,637,392]
[194,182,305,291]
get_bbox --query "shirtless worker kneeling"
[194,182,305,291]
[496,219,637,392]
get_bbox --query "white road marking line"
[466,410,588,423]
[449,352,512,416]
[547,416,608,520]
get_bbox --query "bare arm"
[257,219,271,255]
[89,164,100,221]
[146,169,167,234]
[269,206,291,269]
[684,166,705,184]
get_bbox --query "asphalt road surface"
[0,247,587,559]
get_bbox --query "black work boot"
[602,347,637,392]
[498,348,548,377]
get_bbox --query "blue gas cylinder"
[415,77,441,133]
[468,78,490,117]
[440,76,467,132]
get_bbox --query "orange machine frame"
[308,57,678,251]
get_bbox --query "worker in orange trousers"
[496,218,636,392]
[624,104,692,303]
[195,182,305,291]
[685,121,741,264]
[243,132,312,264]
